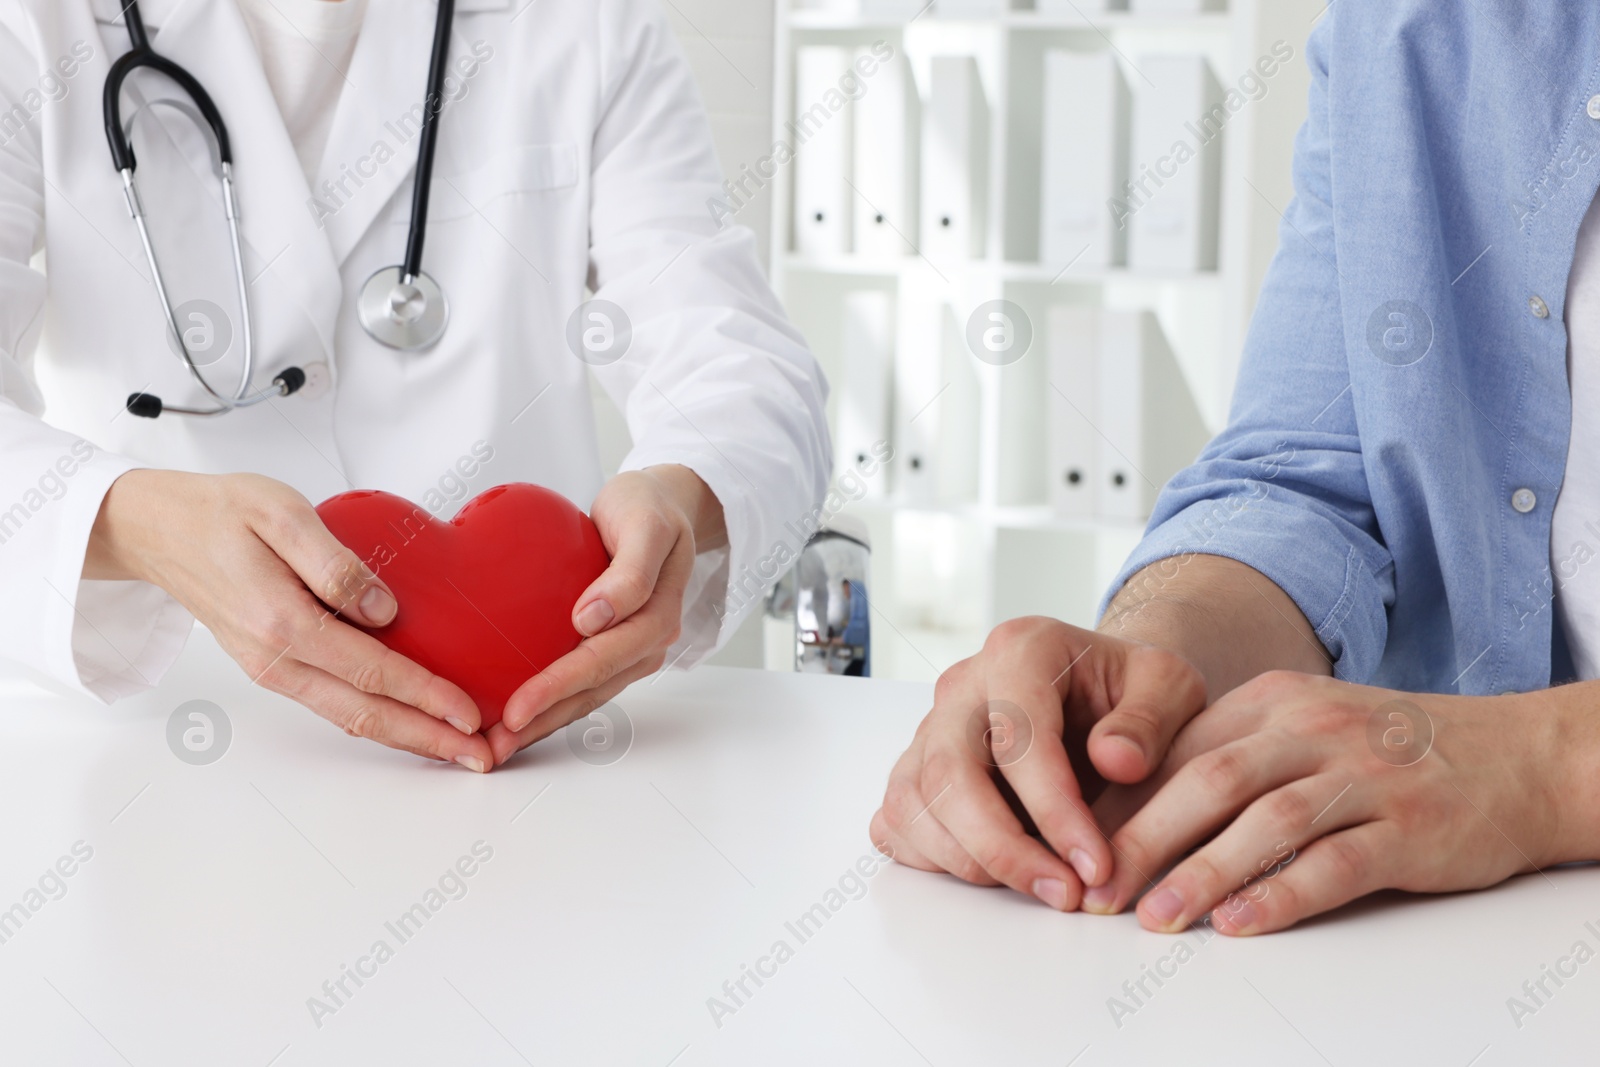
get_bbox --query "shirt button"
[1589,95,1600,119]
[1529,295,1550,318]
[1511,488,1537,513]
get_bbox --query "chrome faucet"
[765,517,871,676]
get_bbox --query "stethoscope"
[108,0,456,419]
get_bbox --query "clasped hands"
[869,616,1569,935]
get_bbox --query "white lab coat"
[0,0,831,701]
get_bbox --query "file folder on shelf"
[1040,51,1129,270]
[837,290,896,499]
[793,47,856,257]
[1093,310,1210,520]
[853,48,920,258]
[895,298,980,506]
[1127,54,1223,272]
[1046,305,1100,518]
[920,56,990,263]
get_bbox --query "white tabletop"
[0,630,1592,1066]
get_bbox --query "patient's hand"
[1083,671,1564,934]
[868,617,1208,911]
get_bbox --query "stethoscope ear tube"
[103,51,232,174]
[106,0,279,421]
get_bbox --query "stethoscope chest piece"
[358,266,449,351]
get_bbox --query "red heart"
[315,483,611,730]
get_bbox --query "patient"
[870,1,1600,933]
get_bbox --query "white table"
[0,631,1593,1066]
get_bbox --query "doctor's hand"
[1082,672,1569,935]
[486,465,725,765]
[85,470,495,772]
[867,618,1209,911]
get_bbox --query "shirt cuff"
[42,457,194,702]
[1097,493,1391,683]
[619,445,752,669]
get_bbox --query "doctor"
[0,0,830,771]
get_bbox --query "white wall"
[660,0,778,266]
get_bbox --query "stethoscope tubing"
[402,0,455,285]
[106,0,276,415]
[105,0,454,416]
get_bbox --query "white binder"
[1127,54,1223,272]
[838,290,896,498]
[1094,310,1210,520]
[920,56,989,263]
[894,297,980,505]
[1046,305,1100,518]
[894,288,944,506]
[793,47,855,257]
[1040,51,1130,270]
[853,48,919,258]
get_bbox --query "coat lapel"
[316,0,513,267]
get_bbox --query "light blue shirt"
[1102,2,1600,694]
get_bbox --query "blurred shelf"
[786,10,1231,32]
[783,253,1223,285]
[787,12,913,30]
[851,497,1149,532]
[996,261,1224,285]
[1006,11,1230,31]
[783,253,902,276]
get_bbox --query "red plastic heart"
[315,483,611,730]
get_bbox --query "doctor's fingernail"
[360,585,397,625]
[1144,887,1185,925]
[1216,899,1259,934]
[446,716,473,736]
[1082,885,1117,913]
[1032,878,1070,911]
[1068,848,1099,886]
[455,755,487,774]
[576,599,615,636]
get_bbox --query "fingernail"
[455,755,487,774]
[1068,848,1099,886]
[1032,878,1070,911]
[359,585,397,625]
[1105,733,1143,760]
[575,599,615,637]
[1144,887,1184,925]
[503,702,532,733]
[1217,899,1259,934]
[446,716,473,736]
[1082,885,1117,913]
